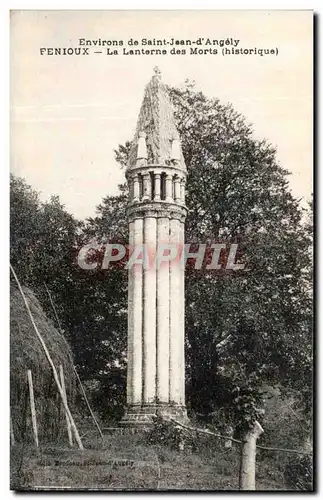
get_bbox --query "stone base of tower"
[120,403,188,428]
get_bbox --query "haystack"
[10,285,76,442]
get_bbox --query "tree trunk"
[239,420,264,490]
[10,415,15,446]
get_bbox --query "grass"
[11,430,286,491]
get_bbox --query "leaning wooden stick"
[11,265,84,450]
[27,370,39,449]
[60,364,73,447]
[10,414,15,446]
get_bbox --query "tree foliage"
[10,81,313,426]
[104,82,312,424]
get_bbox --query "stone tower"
[122,68,187,425]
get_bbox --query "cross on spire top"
[153,66,162,79]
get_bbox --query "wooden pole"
[10,414,15,446]
[27,370,39,449]
[239,421,264,490]
[59,364,73,447]
[10,265,84,450]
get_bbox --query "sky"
[10,10,313,220]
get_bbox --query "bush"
[284,454,313,491]
[261,387,310,453]
[145,416,195,451]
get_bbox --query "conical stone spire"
[128,67,187,172]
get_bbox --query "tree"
[10,174,41,284]
[10,175,81,317]
[169,83,312,424]
[66,192,128,419]
[89,81,312,425]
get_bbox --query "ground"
[11,429,287,491]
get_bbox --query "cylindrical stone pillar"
[132,217,143,403]
[178,221,185,405]
[166,174,173,201]
[174,177,181,202]
[154,173,161,201]
[156,217,170,403]
[180,179,185,203]
[169,218,182,404]
[142,174,150,201]
[133,175,140,202]
[127,221,135,404]
[143,216,157,403]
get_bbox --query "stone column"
[180,179,186,203]
[154,173,161,201]
[166,174,173,201]
[133,174,140,202]
[127,220,134,404]
[143,216,157,404]
[132,217,143,404]
[169,218,182,404]
[142,173,151,201]
[156,217,170,404]
[178,221,185,405]
[174,177,181,202]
